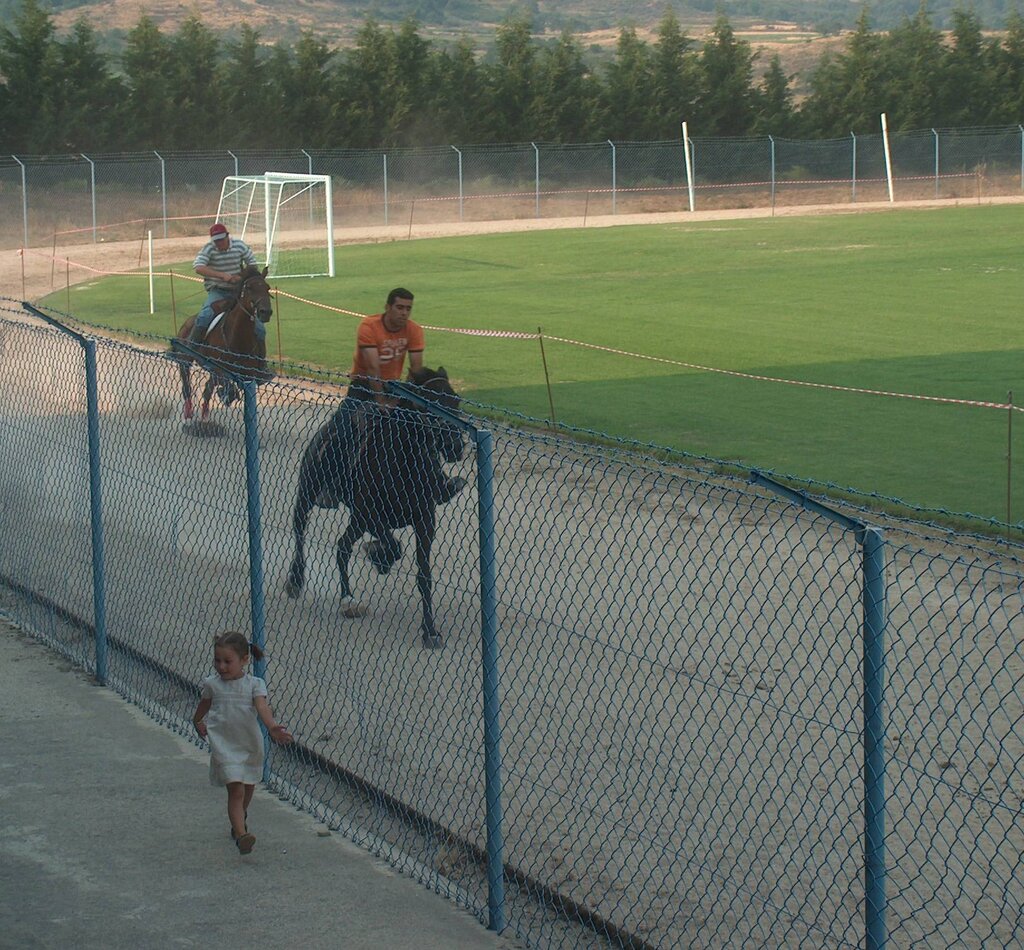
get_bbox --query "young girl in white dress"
[192,631,293,854]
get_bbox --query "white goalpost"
[216,172,335,278]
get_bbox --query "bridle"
[235,274,273,324]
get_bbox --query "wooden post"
[538,326,556,427]
[274,288,282,364]
[169,270,179,335]
[1008,390,1014,527]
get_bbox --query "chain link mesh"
[3,302,1022,947]
[6,128,1024,250]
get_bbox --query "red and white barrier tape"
[538,334,1019,411]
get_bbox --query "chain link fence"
[3,125,1023,250]
[2,300,1021,948]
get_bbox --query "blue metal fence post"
[861,526,887,949]
[241,379,270,781]
[476,428,506,932]
[387,378,506,929]
[749,471,887,946]
[23,305,109,683]
[83,338,109,684]
[242,380,266,673]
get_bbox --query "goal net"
[216,172,335,278]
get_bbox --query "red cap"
[209,223,229,240]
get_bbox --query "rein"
[234,277,262,322]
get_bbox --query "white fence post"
[153,151,167,237]
[851,132,857,202]
[532,142,540,218]
[608,139,616,215]
[881,113,895,203]
[452,145,464,221]
[81,153,96,242]
[13,154,28,247]
[681,122,695,212]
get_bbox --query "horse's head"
[237,265,273,324]
[407,365,464,463]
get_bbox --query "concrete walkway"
[0,623,519,949]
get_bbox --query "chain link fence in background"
[2,125,1023,249]
[2,302,1021,948]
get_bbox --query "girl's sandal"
[236,832,256,855]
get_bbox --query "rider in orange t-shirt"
[315,288,460,509]
[349,288,425,401]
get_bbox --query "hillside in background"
[0,0,1014,103]
[16,0,1024,46]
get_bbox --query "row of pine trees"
[2,0,1023,153]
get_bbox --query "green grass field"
[48,204,1024,522]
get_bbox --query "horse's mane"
[409,365,448,386]
[402,365,458,416]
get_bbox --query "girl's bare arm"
[254,695,293,744]
[192,697,212,738]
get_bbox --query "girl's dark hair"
[214,630,264,662]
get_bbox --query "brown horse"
[175,265,273,421]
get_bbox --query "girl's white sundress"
[201,672,267,785]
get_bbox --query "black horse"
[285,366,466,648]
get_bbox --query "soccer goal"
[216,172,335,278]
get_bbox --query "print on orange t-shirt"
[350,313,425,383]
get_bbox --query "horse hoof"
[183,399,194,420]
[200,405,211,422]
[364,540,401,574]
[284,579,301,599]
[421,631,443,649]
[340,596,366,618]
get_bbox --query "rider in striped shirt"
[190,223,264,352]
